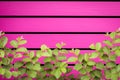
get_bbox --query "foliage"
[0,29,120,80]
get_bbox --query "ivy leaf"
[103,46,110,54]
[96,63,104,70]
[114,38,120,43]
[93,69,102,78]
[23,58,31,62]
[103,40,112,47]
[27,70,37,78]
[44,57,51,63]
[53,49,59,56]
[109,55,117,61]
[89,43,95,49]
[32,57,38,63]
[105,70,111,79]
[78,54,83,62]
[41,44,48,51]
[96,42,101,51]
[12,71,19,77]
[32,63,41,71]
[74,64,82,71]
[100,54,109,61]
[4,70,12,79]
[60,67,67,73]
[0,50,5,58]
[115,49,120,56]
[2,58,10,65]
[74,49,80,56]
[110,32,116,39]
[16,47,28,53]
[29,51,34,58]
[14,62,24,69]
[84,53,89,62]
[14,53,22,58]
[116,65,120,72]
[42,51,52,57]
[106,62,116,68]
[52,69,62,79]
[10,40,18,48]
[90,52,98,58]
[18,40,27,45]
[18,68,26,75]
[0,68,5,75]
[0,36,8,48]
[36,50,42,58]
[111,73,118,80]
[80,75,90,80]
[87,60,95,66]
[67,57,77,62]
[57,56,66,61]
[25,62,33,69]
[79,68,87,74]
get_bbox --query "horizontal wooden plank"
[0,2,120,15]
[5,34,108,48]
[0,18,119,32]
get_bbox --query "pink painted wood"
[0,2,120,15]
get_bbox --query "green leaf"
[96,63,104,70]
[74,49,80,56]
[79,68,87,74]
[0,50,5,58]
[4,70,12,79]
[84,53,89,62]
[61,67,67,73]
[105,70,111,79]
[80,75,90,80]
[106,62,116,68]
[0,36,8,48]
[29,51,34,58]
[16,47,28,53]
[52,69,62,79]
[32,63,41,71]
[114,38,120,43]
[111,73,118,80]
[103,40,112,47]
[18,40,27,45]
[14,62,23,69]
[14,53,22,58]
[74,64,82,70]
[44,57,51,63]
[56,43,62,49]
[10,40,18,48]
[103,46,110,54]
[0,68,5,75]
[115,49,120,56]
[87,60,95,66]
[78,54,83,62]
[18,68,26,75]
[12,71,19,77]
[109,55,117,61]
[2,58,10,65]
[110,32,116,39]
[25,62,33,69]
[27,70,37,78]
[93,69,102,78]
[57,56,66,61]
[36,50,42,58]
[23,58,31,62]
[41,44,48,51]
[53,49,59,56]
[101,54,109,61]
[90,52,98,58]
[86,66,92,72]
[89,43,95,49]
[67,57,77,62]
[42,51,52,57]
[116,65,120,72]
[96,42,101,51]
[32,57,38,63]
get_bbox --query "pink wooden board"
[0,2,120,16]
[0,18,119,32]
